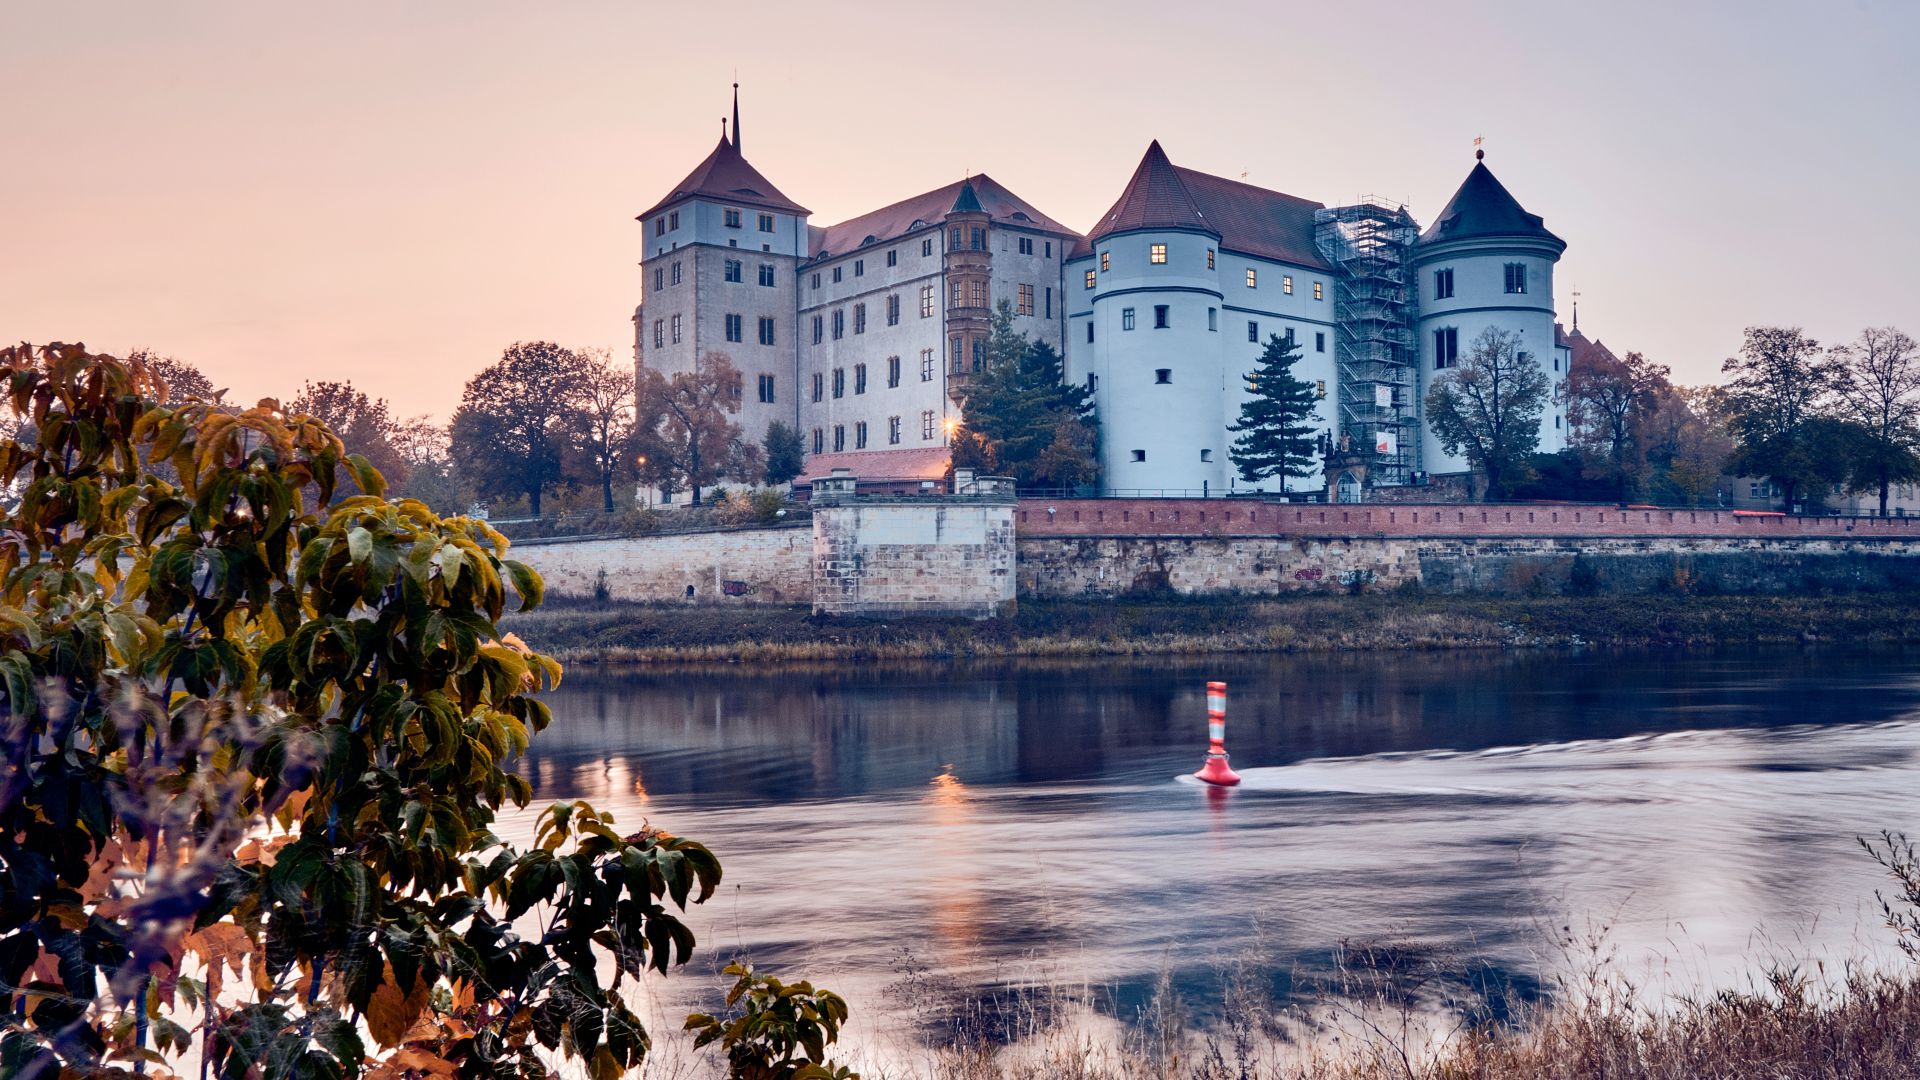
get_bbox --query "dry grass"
[504,590,1920,666]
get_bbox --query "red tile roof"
[1566,328,1622,371]
[806,174,1077,261]
[1075,142,1332,270]
[1419,159,1562,248]
[636,135,810,221]
[800,446,951,482]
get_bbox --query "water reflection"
[504,648,1920,1028]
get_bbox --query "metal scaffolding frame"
[1315,199,1421,487]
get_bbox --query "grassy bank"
[501,589,1920,665]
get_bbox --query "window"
[888,416,901,444]
[758,263,775,287]
[1045,241,1052,257]
[1208,308,1218,332]
[1150,243,1167,264]
[724,313,743,342]
[1085,269,1097,289]
[853,303,866,334]
[886,249,898,267]
[855,421,868,449]
[671,261,683,286]
[1017,283,1035,315]
[1314,281,1324,301]
[652,319,663,348]
[1248,320,1259,342]
[831,309,845,339]
[668,210,679,230]
[1284,327,1296,346]
[1130,449,1146,462]
[886,294,900,325]
[1315,332,1326,353]
[1200,449,1213,462]
[654,267,664,291]
[833,425,845,452]
[1505,262,1527,293]
[1248,268,1259,288]
[1153,304,1169,329]
[670,314,682,343]
[854,363,867,394]
[1434,267,1454,300]
[758,213,775,232]
[1155,368,1172,384]
[812,427,823,454]
[1315,380,1326,398]
[970,228,985,250]
[967,280,988,307]
[724,259,742,282]
[811,315,823,344]
[920,284,935,318]
[654,216,666,237]
[758,317,776,346]
[1555,414,1561,429]
[972,338,986,370]
[832,266,843,283]
[1207,249,1215,270]
[1044,287,1052,319]
[921,410,938,440]
[811,272,821,289]
[1282,275,1293,294]
[854,259,864,277]
[1086,372,1098,392]
[1018,237,1034,255]
[723,208,742,228]
[757,374,775,403]
[920,349,935,381]
[1122,307,1136,331]
[888,355,901,387]
[832,368,845,398]
[1553,353,1560,372]
[1101,252,1111,272]
[1434,327,1459,369]
[811,372,823,402]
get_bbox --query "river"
[501,646,1920,1058]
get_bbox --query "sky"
[4,0,1916,420]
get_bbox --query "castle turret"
[1413,151,1569,474]
[942,180,992,402]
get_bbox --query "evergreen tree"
[951,302,1099,490]
[1228,333,1319,483]
[762,419,806,486]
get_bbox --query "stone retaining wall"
[510,525,812,604]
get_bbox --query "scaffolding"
[1315,199,1421,488]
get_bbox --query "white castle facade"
[634,95,1570,500]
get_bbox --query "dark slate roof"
[1566,328,1622,371]
[636,135,810,221]
[1075,142,1332,270]
[1419,159,1562,247]
[806,173,1077,261]
[950,180,984,214]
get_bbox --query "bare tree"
[634,352,757,506]
[1425,327,1552,500]
[576,347,637,513]
[1831,327,1920,515]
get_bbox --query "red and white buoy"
[1194,680,1241,786]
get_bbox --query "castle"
[634,90,1571,500]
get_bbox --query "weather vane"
[1474,135,1484,161]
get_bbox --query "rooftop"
[636,134,811,222]
[1419,156,1563,248]
[1075,142,1332,270]
[806,173,1078,262]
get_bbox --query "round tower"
[1413,151,1568,476]
[942,180,993,405]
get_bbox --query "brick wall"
[511,525,812,604]
[1015,498,1920,541]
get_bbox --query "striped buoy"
[1194,680,1241,786]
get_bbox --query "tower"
[942,180,992,403]
[633,90,810,459]
[1413,150,1569,475]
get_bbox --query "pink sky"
[5,1,1916,419]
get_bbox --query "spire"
[1086,140,1216,243]
[732,83,741,152]
[950,178,984,214]
[1418,153,1564,249]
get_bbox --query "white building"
[634,94,1572,500]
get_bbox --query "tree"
[1424,326,1551,500]
[390,415,476,516]
[128,348,221,403]
[763,420,806,487]
[1831,327,1920,515]
[1721,326,1838,511]
[950,301,1099,490]
[1566,349,1672,503]
[634,351,757,506]
[1227,332,1319,485]
[575,347,637,513]
[1645,385,1736,506]
[290,378,409,494]
[0,343,855,1079]
[449,341,590,517]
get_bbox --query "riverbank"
[502,588,1920,664]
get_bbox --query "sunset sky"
[5,1,1915,420]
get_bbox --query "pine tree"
[1228,333,1319,483]
[952,301,1100,490]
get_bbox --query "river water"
[503,647,1920,1049]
